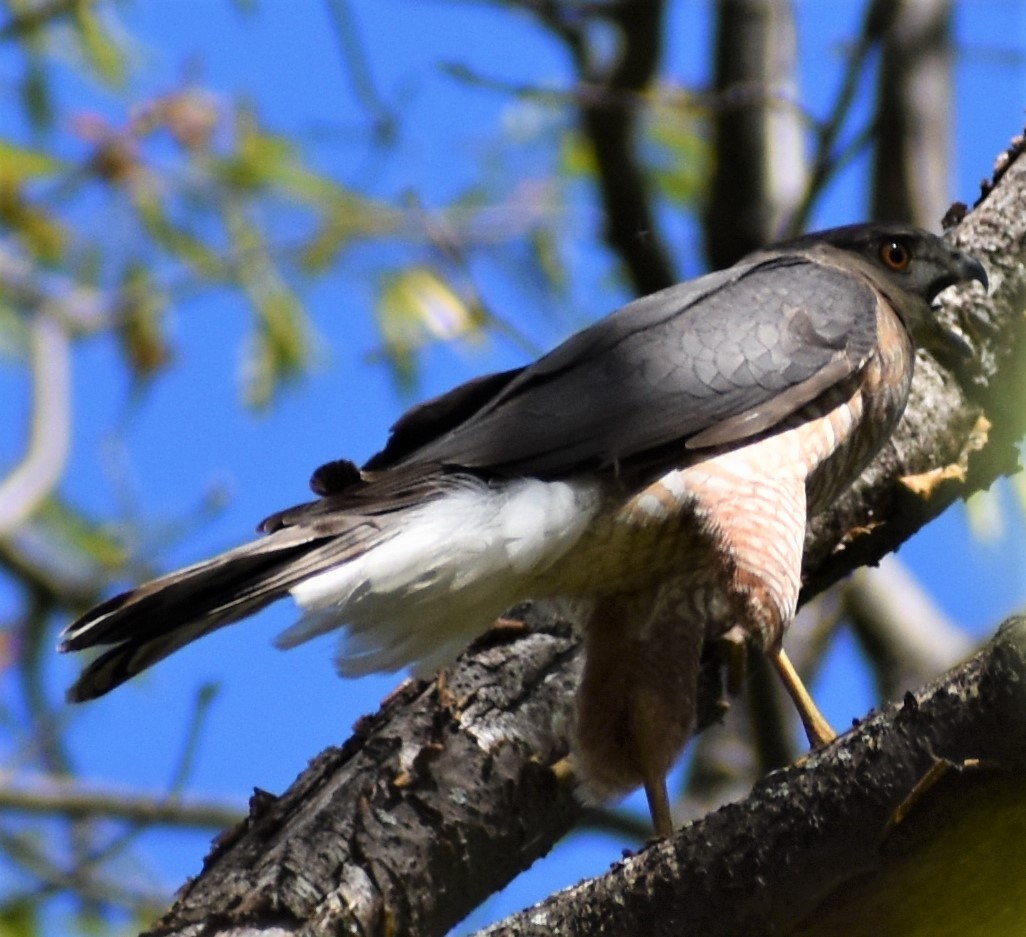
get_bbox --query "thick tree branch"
[142,137,1026,937]
[146,611,584,937]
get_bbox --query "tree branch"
[146,611,584,937]
[870,0,953,227]
[703,0,806,268]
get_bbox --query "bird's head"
[789,223,989,364]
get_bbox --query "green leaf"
[71,3,128,87]
[643,91,710,207]
[529,226,567,295]
[219,105,364,207]
[560,129,597,178]
[242,294,309,410]
[32,498,127,573]
[0,140,63,184]
[132,188,223,278]
[225,204,310,407]
[0,900,38,937]
[0,184,67,262]
[300,191,398,273]
[375,266,480,390]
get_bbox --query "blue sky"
[4,1,1026,932]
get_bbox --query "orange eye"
[880,240,911,271]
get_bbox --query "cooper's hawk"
[60,223,986,836]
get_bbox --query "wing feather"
[362,254,879,478]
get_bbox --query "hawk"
[60,223,987,836]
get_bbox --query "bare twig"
[324,0,397,144]
[0,775,244,829]
[785,0,897,234]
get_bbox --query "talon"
[549,755,576,785]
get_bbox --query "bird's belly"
[531,459,805,645]
[526,498,718,600]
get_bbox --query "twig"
[784,0,895,234]
[0,774,244,829]
[324,0,397,144]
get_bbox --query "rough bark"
[147,608,584,937]
[142,134,1026,937]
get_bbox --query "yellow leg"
[771,647,837,748]
[630,684,683,838]
[643,774,674,839]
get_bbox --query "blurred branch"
[703,0,806,266]
[786,0,896,234]
[0,243,114,334]
[0,776,243,829]
[324,0,397,144]
[522,0,676,294]
[845,553,972,701]
[870,0,953,226]
[0,827,168,913]
[0,313,71,535]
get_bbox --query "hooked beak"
[965,255,989,292]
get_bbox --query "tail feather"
[59,523,384,702]
[61,474,602,702]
